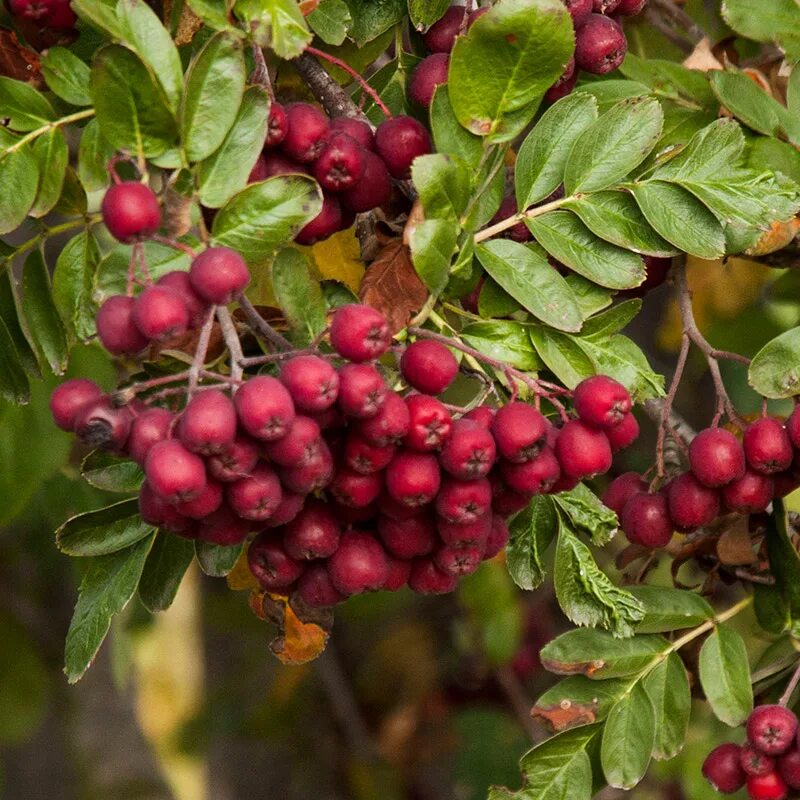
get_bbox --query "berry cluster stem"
[473,194,571,243]
[779,657,800,707]
[188,306,217,395]
[237,293,294,351]
[216,305,244,384]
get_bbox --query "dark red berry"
[328,532,389,595]
[375,116,432,180]
[227,463,282,521]
[295,194,343,245]
[747,706,799,755]
[615,0,646,13]
[280,355,339,412]
[383,556,412,591]
[96,295,149,356]
[490,196,531,242]
[330,304,392,362]
[689,428,746,488]
[50,378,103,431]
[435,477,491,524]
[774,472,800,499]
[248,156,269,183]
[545,58,578,104]
[132,286,189,341]
[313,132,365,192]
[378,513,436,558]
[623,255,672,298]
[101,182,161,243]
[409,53,449,109]
[405,394,452,452]
[593,0,622,12]
[262,154,309,178]
[435,543,482,576]
[575,14,627,75]
[746,772,788,800]
[437,513,492,546]
[741,743,776,777]
[702,743,746,794]
[207,436,260,482]
[385,451,442,507]
[377,489,423,521]
[330,116,375,150]
[234,376,296,441]
[294,563,345,608]
[408,557,458,594]
[74,398,133,451]
[145,439,206,503]
[179,389,237,455]
[603,471,647,517]
[248,532,304,590]
[422,5,465,53]
[329,468,383,508]
[127,407,174,466]
[744,418,793,475]
[491,475,532,516]
[265,491,306,528]
[156,271,208,327]
[282,103,330,163]
[722,470,774,514]
[483,515,510,559]
[606,412,639,452]
[263,415,322,467]
[337,363,387,418]
[621,492,673,548]
[357,391,411,447]
[564,0,593,25]
[188,247,249,305]
[778,749,800,790]
[667,472,720,532]
[175,479,223,519]
[440,419,497,479]
[278,442,334,494]
[573,375,632,429]
[401,340,459,395]
[786,406,800,449]
[492,401,548,463]
[340,150,392,213]
[282,500,341,560]
[196,504,250,545]
[9,0,76,29]
[500,448,561,495]
[139,481,191,533]
[265,102,289,148]
[464,405,495,429]
[554,419,612,479]
[344,434,395,474]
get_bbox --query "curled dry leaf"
[717,518,760,566]
[682,37,722,72]
[0,30,43,87]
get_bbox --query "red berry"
[377,489,423,521]
[437,513,492,546]
[74,398,133,451]
[188,247,249,305]
[340,150,392,212]
[265,102,289,148]
[575,14,627,75]
[573,375,632,429]
[357,390,410,446]
[492,401,548,463]
[330,304,392,362]
[702,743,746,794]
[385,451,442,507]
[545,59,578,104]
[405,394,452,452]
[500,448,561,495]
[688,428,746,488]
[554,419,613,479]
[786,406,800,449]
[401,340,459,395]
[195,504,250,545]
[175,479,223,519]
[145,439,207,503]
[747,706,799,755]
[294,563,345,608]
[489,196,531,242]
[344,434,395,474]
[615,0,646,13]
[439,419,496,480]
[295,194,343,245]
[282,500,341,560]
[564,0,593,25]
[280,355,339,412]
[744,418,793,475]
[337,363,388,418]
[435,477,491,524]
[722,470,774,514]
[747,772,788,800]
[378,513,436,558]
[329,468,383,508]
[408,557,458,594]
[667,472,721,532]
[264,491,306,528]
[435,543,482,576]
[375,116,432,180]
[234,376,296,441]
[278,442,334,494]
[156,271,208,327]
[383,556,412,590]
[464,405,495,429]
[139,481,191,533]
[263,415,323,467]
[248,532,304,590]
[133,285,189,341]
[778,749,800,790]
[330,116,375,150]
[282,103,330,163]
[101,182,161,243]
[621,492,672,548]
[178,389,237,455]
[50,378,103,431]
[328,532,389,595]
[248,156,269,183]
[313,132,365,192]
[741,743,776,777]
[593,0,622,12]
[602,471,647,517]
[226,463,282,521]
[409,53,449,108]
[422,5,465,53]
[207,436,260,482]
[96,295,149,356]
[484,515,510,558]
[9,0,76,29]
[127,407,174,466]
[606,412,639,452]
[262,154,309,178]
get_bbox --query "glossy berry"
[621,492,673,548]
[786,406,800,450]
[435,477,491,524]
[554,419,612,479]
[196,504,250,546]
[329,468,383,508]
[439,419,497,480]
[175,479,223,520]
[207,436,260,482]
[178,389,237,455]
[294,564,345,608]
[744,418,793,475]
[423,6,465,53]
[282,103,330,163]
[145,439,206,503]
[375,116,432,180]
[500,448,561,495]
[378,514,436,559]
[435,543,482,576]
[401,340,459,395]
[340,150,392,213]
[156,271,208,327]
[296,195,343,246]
[262,154,309,178]
[702,743,746,794]
[227,463,282,521]
[722,470,774,514]
[667,472,720,532]
[357,391,410,446]
[464,405,495,429]
[278,443,335,495]
[265,102,289,148]
[282,501,341,560]
[248,533,304,590]
[383,556,412,591]
[280,355,339,412]
[405,394,452,452]
[689,428,746,488]
[337,363,387,418]
[573,375,632,429]
[132,286,189,341]
[138,482,190,533]
[50,379,103,431]
[409,53,449,108]
[746,772,789,800]
[328,532,389,595]
[741,743,776,778]
[101,182,161,243]
[437,513,491,546]
[602,472,647,517]
[330,116,375,150]
[188,247,249,305]
[313,132,365,191]
[96,295,149,356]
[575,14,627,75]
[747,706,799,756]
[265,491,306,528]
[492,401,548,463]
[778,749,800,790]
[74,399,133,452]
[385,451,442,507]
[127,407,174,466]
[344,435,395,474]
[264,416,322,467]
[564,0,593,25]
[234,376,296,441]
[330,304,392,362]
[408,558,458,594]
[606,412,639,452]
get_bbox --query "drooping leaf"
[80,450,144,493]
[0,131,39,235]
[56,498,154,556]
[643,653,691,761]
[77,119,116,193]
[0,269,39,380]
[0,316,29,404]
[628,586,713,633]
[506,495,558,590]
[195,540,244,576]
[138,532,195,612]
[52,230,100,343]
[29,128,68,219]
[698,624,753,726]
[271,248,327,345]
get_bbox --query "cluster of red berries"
[248,103,432,245]
[703,704,800,799]
[604,412,800,549]
[7,0,76,31]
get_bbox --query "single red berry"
[702,743,746,794]
[340,150,392,213]
[490,196,531,242]
[330,116,375,150]
[437,513,492,546]
[593,0,622,12]
[357,391,411,447]
[234,375,296,441]
[282,103,330,163]
[483,515,510,559]
[378,513,436,558]
[746,772,789,800]
[178,388,237,455]
[195,504,250,545]
[401,340,459,395]
[188,247,249,305]
[264,491,306,528]
[464,405,495,429]
[603,472,647,517]
[435,543,482,576]
[564,0,593,25]
[408,557,458,594]
[156,271,208,328]
[207,436,260,482]
[74,398,133,452]
[139,481,191,533]
[744,418,793,475]
[278,442,334,494]
[747,706,799,755]
[435,477,491,524]
[492,401,548,463]
[778,749,800,790]
[741,743,776,778]
[606,412,640,452]
[265,102,289,148]
[127,407,174,466]
[308,405,345,431]
[96,295,149,356]
[248,532,304,590]
[439,419,497,480]
[375,116,432,180]
[554,419,613,479]
[101,182,161,243]
[145,439,207,503]
[263,415,323,467]
[409,53,449,108]
[9,0,76,29]
[545,58,579,104]
[248,156,269,183]
[385,451,442,507]
[573,375,632,429]
[294,563,345,608]
[500,448,561,495]
[422,5,465,53]
[722,470,774,514]
[344,434,395,474]
[262,154,310,178]
[330,304,392,362]
[282,500,341,560]
[227,463,282,521]
[280,355,339,412]
[132,285,189,341]
[621,492,673,548]
[575,14,627,74]
[337,363,387,419]
[688,428,746,488]
[786,406,800,449]
[405,394,453,452]
[295,194,343,245]
[313,132,365,192]
[615,0,646,13]
[328,531,389,595]
[329,468,383,508]
[383,556,412,591]
[667,472,721,532]
[175,479,223,520]
[50,378,103,431]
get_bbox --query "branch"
[216,306,244,383]
[292,52,366,119]
[643,0,704,53]
[237,294,294,351]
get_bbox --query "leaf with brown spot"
[358,239,428,334]
[746,217,800,256]
[298,0,320,14]
[533,700,598,731]
[0,30,43,86]
[226,542,258,591]
[717,518,759,565]
[264,593,331,665]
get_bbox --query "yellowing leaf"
[310,227,365,292]
[746,217,800,256]
[226,542,258,591]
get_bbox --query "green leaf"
[643,653,691,761]
[430,87,484,169]
[747,137,800,186]
[211,175,322,265]
[722,0,800,57]
[534,676,632,731]
[198,85,269,208]
[195,539,243,576]
[629,586,713,634]
[699,625,753,726]
[54,167,88,218]
[0,270,39,381]
[526,210,645,290]
[52,230,100,343]
[308,0,352,45]
[564,96,663,194]
[72,0,124,37]
[235,0,311,57]
[553,483,619,546]
[506,495,558,590]
[64,534,154,683]
[475,239,583,331]
[81,450,144,493]
[412,153,471,221]
[0,134,39,235]
[541,628,668,679]
[619,53,716,108]
[21,250,68,375]
[448,0,574,143]
[529,325,595,389]
[0,316,29,404]
[57,498,154,556]
[342,0,404,46]
[565,274,612,319]
[29,128,68,219]
[563,191,678,257]
[554,526,644,638]
[630,180,725,260]
[764,500,800,628]
[601,681,654,789]
[77,119,116,193]
[578,299,640,339]
[41,47,92,106]
[749,327,800,399]
[0,77,55,131]
[186,0,234,29]
[408,0,449,29]
[654,118,744,182]
[461,320,541,371]
[516,91,598,209]
[138,533,195,612]
[95,241,191,301]
[409,218,458,294]
[271,248,327,345]
[576,78,650,112]
[90,44,177,158]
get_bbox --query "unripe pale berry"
[330,304,392,362]
[248,532,304,590]
[621,492,672,548]
[295,195,343,245]
[573,375,631,429]
[280,355,339,412]
[492,401,548,462]
[378,513,437,559]
[408,557,458,594]
[575,14,627,75]
[330,116,375,150]
[139,481,190,533]
[606,412,639,452]
[294,563,345,608]
[328,532,389,595]
[744,417,793,475]
[747,706,799,755]
[602,471,647,517]
[50,378,103,431]
[145,439,207,503]
[127,407,174,466]
[226,463,282,521]
[401,340,459,395]
[96,295,149,356]
[554,419,612,479]
[265,102,289,148]
[722,470,774,514]
[101,182,161,243]
[409,53,449,108]
[404,394,452,452]
[234,376,296,441]
[74,398,133,452]
[439,419,497,480]
[340,150,392,212]
[188,247,250,305]
[178,388,237,455]
[313,132,365,192]
[175,479,223,519]
[688,428,746,488]
[375,116,432,180]
[435,477,491,524]
[385,451,442,507]
[282,103,330,163]
[356,391,410,446]
[196,504,250,546]
[500,448,561,495]
[329,468,383,508]
[263,416,322,467]
[702,743,746,794]
[667,472,720,532]
[282,500,341,560]
[337,363,388,418]
[207,436,260,482]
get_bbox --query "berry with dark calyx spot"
[127,407,174,465]
[337,363,387,418]
[156,271,208,327]
[9,0,77,29]
[606,412,639,452]
[401,339,459,395]
[378,513,436,558]
[178,389,237,455]
[329,468,383,508]
[573,375,632,429]
[282,500,341,560]
[483,515,510,559]
[746,772,789,800]
[778,749,800,790]
[234,375,296,441]
[175,479,223,519]
[500,448,561,495]
[74,399,133,452]
[602,471,648,517]
[405,394,452,452]
[101,181,161,243]
[196,504,250,545]
[544,58,579,103]
[375,116,432,180]
[747,706,799,755]
[492,401,548,463]
[564,0,593,25]
[280,355,339,412]
[383,556,412,591]
[437,513,492,546]
[615,0,646,13]
[330,116,375,150]
[435,477,491,524]
[264,491,306,528]
[50,379,103,431]
[265,102,289,148]
[689,427,746,488]
[722,470,774,514]
[133,285,189,341]
[328,532,389,595]
[294,564,345,608]
[575,14,627,75]
[340,150,392,212]
[313,132,365,192]
[741,743,776,777]
[621,492,673,548]
[145,439,207,503]
[385,451,442,507]
[207,436,260,482]
[357,391,410,446]
[96,295,149,356]
[593,0,622,12]
[227,463,282,521]
[330,304,392,362]
[296,195,343,246]
[422,5,465,53]
[440,419,496,480]
[344,434,395,474]
[409,53,449,109]
[667,472,721,532]
[744,417,793,475]
[702,743,746,794]
[554,419,613,479]
[490,196,531,243]
[188,246,249,305]
[263,416,322,467]
[262,154,309,177]
[248,532,304,589]
[282,103,330,163]
[278,442,334,494]
[435,543,482,576]
[408,558,458,594]
[139,481,190,533]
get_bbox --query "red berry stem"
[237,293,294,351]
[779,658,800,707]
[216,305,245,384]
[149,234,198,258]
[188,306,217,395]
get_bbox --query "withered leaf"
[0,30,43,87]
[717,518,759,565]
[532,699,599,732]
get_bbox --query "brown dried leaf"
[0,29,43,86]
[682,37,722,72]
[174,3,203,46]
[532,700,599,732]
[226,542,259,591]
[539,656,607,678]
[358,239,427,334]
[717,518,758,565]
[263,593,331,665]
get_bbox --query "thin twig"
[216,306,244,384]
[779,658,800,706]
[474,195,570,243]
[149,234,197,258]
[188,306,216,395]
[236,294,294,351]
[655,333,690,477]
